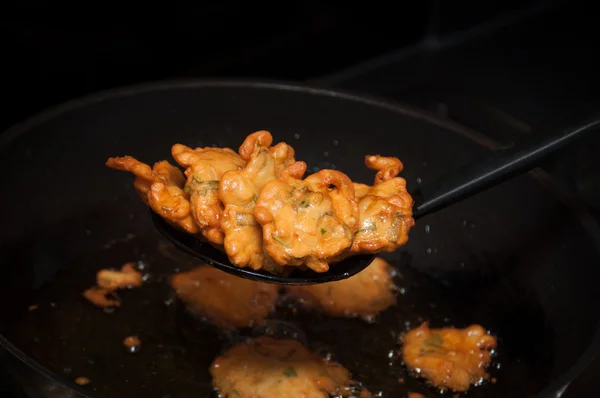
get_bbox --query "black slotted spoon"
[152,118,600,285]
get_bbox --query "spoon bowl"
[152,211,376,285]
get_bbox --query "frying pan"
[0,80,599,398]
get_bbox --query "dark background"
[1,0,535,131]
[1,0,599,396]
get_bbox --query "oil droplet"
[424,225,430,233]
[399,287,406,295]
[323,151,329,157]
[426,248,432,254]
[459,262,465,268]
[416,177,422,184]
[294,133,300,139]
[333,140,339,146]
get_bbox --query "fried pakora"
[107,131,415,275]
[254,169,359,273]
[210,336,370,398]
[171,144,245,245]
[106,156,199,235]
[170,265,279,330]
[401,323,497,392]
[352,155,415,254]
[219,131,304,271]
[286,257,396,321]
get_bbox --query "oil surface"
[1,231,553,398]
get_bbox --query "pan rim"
[0,77,598,398]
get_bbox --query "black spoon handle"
[411,118,600,219]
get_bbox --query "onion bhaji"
[210,336,370,398]
[352,155,415,254]
[219,131,305,271]
[171,144,246,245]
[107,131,415,274]
[106,156,199,235]
[286,257,397,320]
[170,265,279,330]
[254,168,359,273]
[401,323,497,392]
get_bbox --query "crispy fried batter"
[170,265,279,330]
[97,262,142,291]
[351,155,415,254]
[82,287,120,308]
[107,133,415,274]
[106,156,198,234]
[172,144,245,245]
[210,336,369,398]
[286,257,396,321]
[254,169,359,272]
[219,131,304,271]
[401,323,497,392]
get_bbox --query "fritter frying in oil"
[401,323,497,392]
[170,265,278,330]
[210,336,370,398]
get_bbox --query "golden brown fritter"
[210,336,370,398]
[219,131,304,271]
[351,155,415,254]
[401,323,497,392]
[286,257,396,321]
[106,156,199,235]
[107,132,416,275]
[171,144,246,245]
[170,265,279,330]
[254,169,359,273]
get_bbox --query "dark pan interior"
[1,82,599,398]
